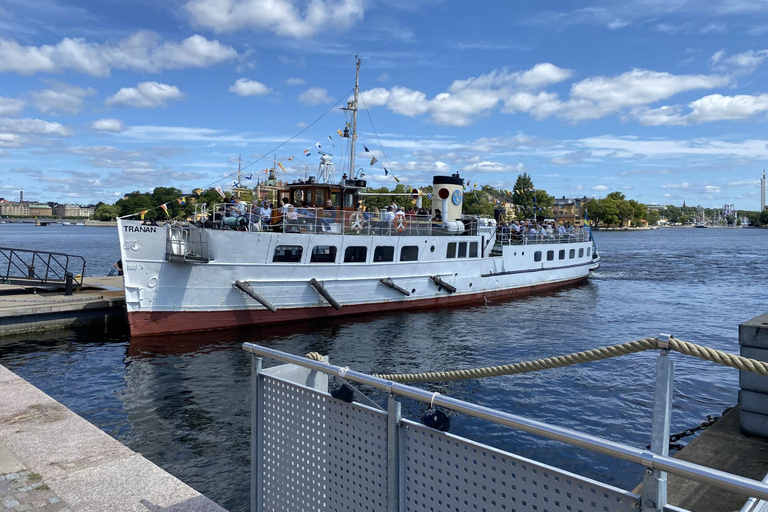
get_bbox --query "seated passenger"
[432,208,443,224]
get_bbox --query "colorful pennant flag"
[215,186,226,199]
[245,173,253,180]
[370,156,378,166]
[315,142,322,150]
[232,181,239,188]
[277,162,286,172]
[384,168,389,176]
[287,156,295,161]
[337,129,344,137]
[160,203,169,217]
[327,135,335,147]
[304,149,311,156]
[139,210,148,220]
[194,188,203,196]
[176,197,186,206]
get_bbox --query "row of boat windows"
[533,247,590,262]
[273,241,480,263]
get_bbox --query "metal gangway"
[0,247,86,291]
[243,338,768,512]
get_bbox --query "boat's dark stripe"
[481,260,594,277]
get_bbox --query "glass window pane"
[310,245,337,263]
[400,246,418,261]
[458,242,467,258]
[547,250,554,261]
[559,250,565,260]
[469,242,478,258]
[534,251,542,262]
[446,242,457,258]
[373,246,394,262]
[344,246,367,263]
[273,245,303,263]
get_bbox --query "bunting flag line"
[194,188,203,196]
[160,203,169,217]
[304,149,311,156]
[315,142,322,150]
[394,176,400,183]
[176,197,186,206]
[287,156,295,161]
[139,210,148,220]
[384,168,389,176]
[245,173,253,180]
[370,156,378,166]
[363,144,370,152]
[327,135,335,147]
[277,162,286,172]
[232,181,239,188]
[215,186,226,199]
[337,129,344,137]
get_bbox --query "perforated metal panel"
[401,419,640,512]
[259,374,388,512]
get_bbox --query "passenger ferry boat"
[117,59,598,337]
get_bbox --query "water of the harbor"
[0,223,766,511]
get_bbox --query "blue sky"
[1,0,768,210]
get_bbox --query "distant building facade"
[54,204,95,218]
[29,204,52,216]
[553,196,588,227]
[722,203,735,217]
[0,202,28,216]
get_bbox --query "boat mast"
[349,56,361,178]
[237,153,242,188]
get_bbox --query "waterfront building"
[29,204,53,216]
[0,202,29,216]
[54,204,95,218]
[553,196,588,227]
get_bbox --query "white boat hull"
[118,220,594,336]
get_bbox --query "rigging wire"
[196,87,355,191]
[359,91,395,180]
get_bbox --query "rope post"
[642,334,674,512]
[251,354,263,512]
[386,393,402,512]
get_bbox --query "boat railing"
[497,227,590,245]
[197,205,490,237]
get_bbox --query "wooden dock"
[0,276,125,336]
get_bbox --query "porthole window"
[430,245,435,252]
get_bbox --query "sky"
[1,0,768,210]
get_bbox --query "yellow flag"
[277,162,286,172]
[139,210,148,220]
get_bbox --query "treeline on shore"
[92,176,768,227]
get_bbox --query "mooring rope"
[299,336,768,383]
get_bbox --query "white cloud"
[704,185,722,193]
[284,77,306,86]
[591,185,609,191]
[688,93,768,122]
[561,69,729,121]
[91,119,125,132]
[229,78,272,96]
[0,117,73,136]
[461,161,529,173]
[105,82,185,109]
[661,182,691,189]
[185,0,365,38]
[710,49,768,75]
[728,180,760,186]
[298,87,333,105]
[0,32,237,77]
[29,83,96,115]
[0,97,24,116]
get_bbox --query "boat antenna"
[237,153,242,188]
[349,55,361,178]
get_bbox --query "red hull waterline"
[127,276,588,337]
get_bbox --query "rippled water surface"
[0,224,766,511]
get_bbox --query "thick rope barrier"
[300,336,768,384]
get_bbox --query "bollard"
[27,264,35,278]
[65,272,73,296]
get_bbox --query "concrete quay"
[0,364,228,512]
[0,277,125,336]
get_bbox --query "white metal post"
[387,394,401,512]
[251,355,263,512]
[642,336,674,512]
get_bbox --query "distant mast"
[762,169,766,212]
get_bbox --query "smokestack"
[19,191,23,203]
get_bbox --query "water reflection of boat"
[117,58,599,337]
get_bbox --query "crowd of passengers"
[498,219,583,242]
[213,196,445,232]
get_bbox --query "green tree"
[93,204,121,221]
[511,173,535,214]
[646,210,661,225]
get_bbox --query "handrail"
[0,247,86,288]
[242,342,768,503]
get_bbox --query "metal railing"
[0,247,85,288]
[497,227,591,245]
[243,342,768,512]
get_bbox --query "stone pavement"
[0,364,228,512]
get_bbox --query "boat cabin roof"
[286,178,366,211]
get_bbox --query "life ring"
[394,213,406,233]
[348,211,364,231]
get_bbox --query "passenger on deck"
[260,201,272,226]
[432,209,442,224]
